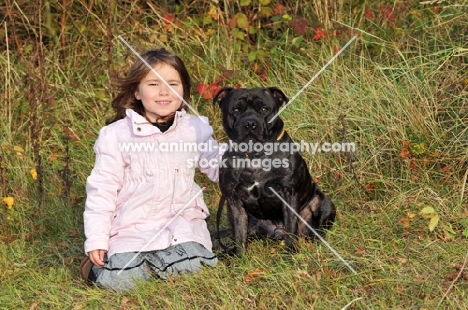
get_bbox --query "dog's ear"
[213,87,234,106]
[268,87,288,107]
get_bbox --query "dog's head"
[213,87,288,142]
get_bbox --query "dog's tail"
[215,194,231,252]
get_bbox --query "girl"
[80,48,221,292]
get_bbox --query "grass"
[1,0,468,309]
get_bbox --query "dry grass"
[1,0,467,309]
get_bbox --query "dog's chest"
[240,180,284,220]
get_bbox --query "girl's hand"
[88,249,106,266]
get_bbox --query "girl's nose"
[159,84,169,95]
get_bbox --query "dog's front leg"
[227,198,249,255]
[281,190,301,250]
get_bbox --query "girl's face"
[135,62,184,122]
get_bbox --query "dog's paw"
[283,234,300,253]
[271,228,287,240]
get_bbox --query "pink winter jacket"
[84,109,221,258]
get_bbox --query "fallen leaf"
[365,183,376,193]
[30,168,38,180]
[398,257,408,264]
[429,214,439,232]
[273,4,285,15]
[297,269,310,279]
[313,27,326,40]
[364,9,374,19]
[400,140,411,159]
[162,13,175,24]
[243,267,266,283]
[419,206,436,217]
[400,217,410,228]
[13,145,24,153]
[2,197,14,210]
[356,245,367,255]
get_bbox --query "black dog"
[214,87,336,254]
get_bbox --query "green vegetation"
[1,0,467,308]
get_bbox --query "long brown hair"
[106,48,191,125]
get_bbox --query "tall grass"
[1,0,467,309]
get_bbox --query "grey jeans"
[92,241,218,292]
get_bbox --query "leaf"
[228,17,237,28]
[196,83,208,95]
[240,0,251,6]
[208,83,222,98]
[259,7,272,17]
[443,223,456,235]
[248,50,257,62]
[30,168,38,180]
[248,26,257,34]
[429,214,439,232]
[2,197,14,210]
[235,13,249,29]
[288,17,308,35]
[259,0,271,5]
[219,66,236,79]
[313,27,327,41]
[365,183,376,193]
[273,4,286,15]
[410,143,425,155]
[162,13,175,24]
[419,206,436,217]
[292,36,304,48]
[13,145,24,153]
[203,15,213,26]
[364,9,374,19]
[243,267,266,283]
[297,269,310,279]
[400,217,410,228]
[463,228,468,238]
[400,140,411,159]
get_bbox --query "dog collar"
[276,128,285,141]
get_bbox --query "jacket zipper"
[170,168,179,208]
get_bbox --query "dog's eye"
[261,107,269,113]
[233,106,240,112]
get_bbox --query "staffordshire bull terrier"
[214,87,336,254]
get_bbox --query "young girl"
[80,48,221,292]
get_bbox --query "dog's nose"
[244,120,257,130]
